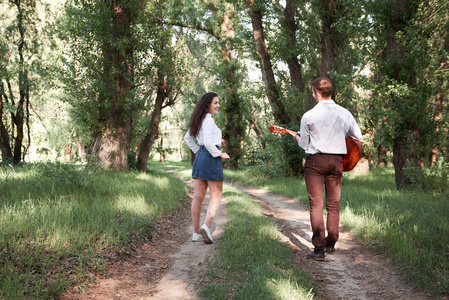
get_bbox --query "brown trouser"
[304,154,343,250]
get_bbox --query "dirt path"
[228,183,433,300]
[64,180,434,300]
[62,179,227,300]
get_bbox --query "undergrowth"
[0,162,187,299]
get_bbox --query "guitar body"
[269,125,361,172]
[342,137,361,172]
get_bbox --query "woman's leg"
[203,180,223,228]
[192,179,208,233]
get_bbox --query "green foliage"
[2,0,449,188]
[341,169,449,295]
[55,0,196,164]
[404,162,449,192]
[128,149,137,170]
[366,0,449,187]
[34,161,93,190]
[0,0,49,163]
[0,162,187,298]
[0,35,8,75]
[224,166,449,296]
[241,133,291,176]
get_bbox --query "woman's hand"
[220,152,230,159]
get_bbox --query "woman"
[184,92,230,244]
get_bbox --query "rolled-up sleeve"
[347,114,362,141]
[298,116,310,151]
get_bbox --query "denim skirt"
[192,146,224,181]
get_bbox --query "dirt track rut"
[65,180,433,299]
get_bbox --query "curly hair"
[188,92,218,137]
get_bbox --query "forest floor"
[62,179,437,300]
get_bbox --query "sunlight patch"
[265,277,315,300]
[341,205,385,242]
[115,195,148,214]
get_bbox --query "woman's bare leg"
[192,179,208,233]
[203,180,223,228]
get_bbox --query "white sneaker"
[192,233,203,242]
[200,224,213,244]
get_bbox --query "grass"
[220,165,449,297]
[340,169,449,295]
[2,159,448,298]
[0,161,188,299]
[155,161,317,299]
[199,185,316,299]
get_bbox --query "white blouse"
[184,113,222,158]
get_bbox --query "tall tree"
[0,0,38,164]
[281,0,305,93]
[135,7,188,171]
[61,0,152,170]
[91,1,136,170]
[428,0,449,165]
[371,0,437,188]
[167,0,247,168]
[0,82,13,161]
[210,1,246,169]
[245,0,318,174]
[135,4,170,172]
[247,0,288,125]
[317,0,346,78]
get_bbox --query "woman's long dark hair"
[188,92,218,137]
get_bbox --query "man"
[294,77,362,261]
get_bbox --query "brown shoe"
[307,250,325,261]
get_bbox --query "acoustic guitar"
[269,125,361,172]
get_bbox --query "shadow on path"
[228,182,433,300]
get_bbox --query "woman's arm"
[184,130,199,153]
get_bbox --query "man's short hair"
[311,77,332,98]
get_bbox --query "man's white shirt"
[298,100,362,155]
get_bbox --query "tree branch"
[161,19,217,39]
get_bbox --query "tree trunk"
[159,136,165,162]
[248,1,303,175]
[136,84,166,171]
[430,33,449,165]
[248,116,266,150]
[76,136,86,163]
[64,145,71,161]
[12,102,24,164]
[93,123,132,171]
[12,0,28,164]
[319,0,346,79]
[0,81,13,162]
[376,145,387,167]
[92,1,135,171]
[217,4,244,169]
[249,5,288,125]
[282,0,304,92]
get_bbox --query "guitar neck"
[269,125,299,137]
[284,129,298,136]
